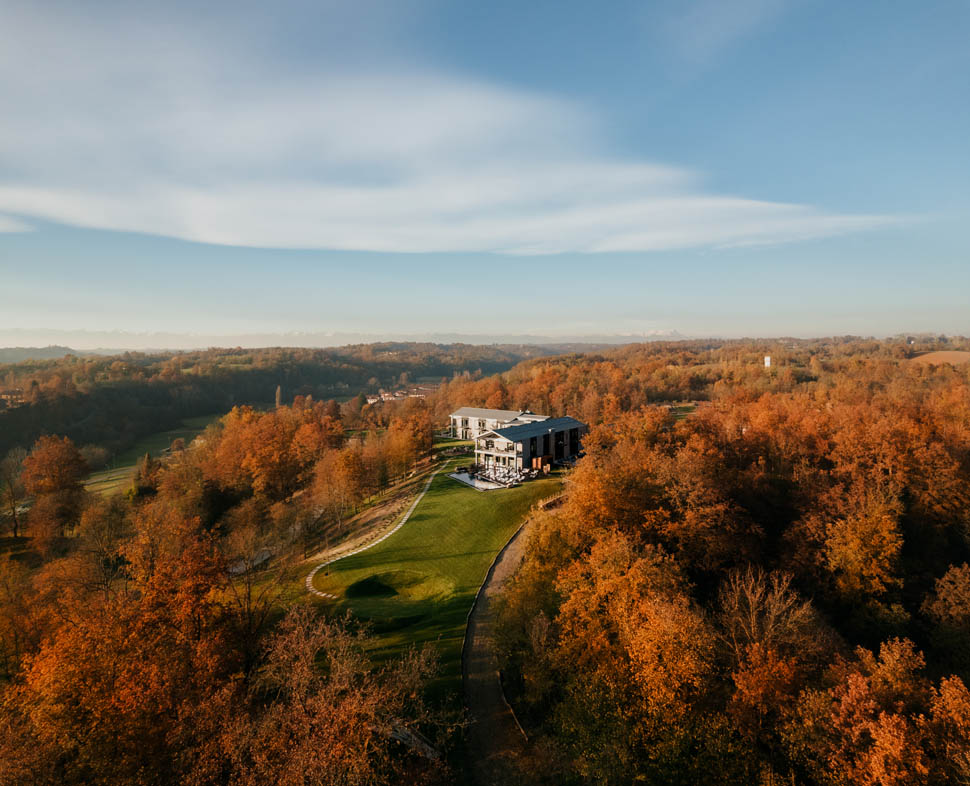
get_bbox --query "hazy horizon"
[1,327,963,354]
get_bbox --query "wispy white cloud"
[0,214,31,233]
[0,1,892,255]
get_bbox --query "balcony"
[475,441,517,453]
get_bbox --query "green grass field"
[311,457,562,701]
[85,413,223,496]
[431,436,473,456]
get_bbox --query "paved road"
[463,519,532,786]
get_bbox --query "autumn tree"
[786,639,948,786]
[923,563,970,671]
[1,522,233,785]
[227,606,449,786]
[717,568,831,745]
[822,487,903,600]
[0,447,27,537]
[0,555,35,679]
[20,435,87,497]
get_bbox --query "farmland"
[908,350,970,366]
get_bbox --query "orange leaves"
[553,531,710,725]
[484,387,507,410]
[622,592,713,722]
[20,435,87,497]
[730,643,799,732]
[823,491,903,599]
[202,404,348,501]
[928,676,970,780]
[562,413,758,572]
[790,640,936,786]
[4,520,234,784]
[923,563,970,631]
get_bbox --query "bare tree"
[716,566,828,668]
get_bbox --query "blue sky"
[1,0,968,346]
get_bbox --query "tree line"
[0,342,556,459]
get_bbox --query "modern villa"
[473,415,587,469]
[449,406,588,470]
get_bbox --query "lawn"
[432,436,473,456]
[85,413,223,495]
[311,457,562,702]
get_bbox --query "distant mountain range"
[0,345,90,363]
[0,329,686,354]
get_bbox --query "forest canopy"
[2,335,970,784]
[484,338,970,784]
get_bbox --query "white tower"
[764,356,771,368]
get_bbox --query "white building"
[449,407,547,440]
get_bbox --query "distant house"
[448,407,547,440]
[474,416,587,470]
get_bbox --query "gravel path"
[462,519,532,786]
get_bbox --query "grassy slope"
[312,457,562,701]
[85,413,222,495]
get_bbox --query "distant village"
[365,384,438,405]
[0,389,25,411]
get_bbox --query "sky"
[1,0,968,347]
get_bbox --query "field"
[909,350,970,366]
[85,413,222,495]
[311,456,562,702]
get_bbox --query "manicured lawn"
[432,436,473,454]
[312,457,562,702]
[85,413,223,495]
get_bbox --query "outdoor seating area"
[447,471,506,491]
[479,464,524,487]
[448,463,547,490]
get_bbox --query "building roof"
[450,407,526,420]
[491,416,587,442]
